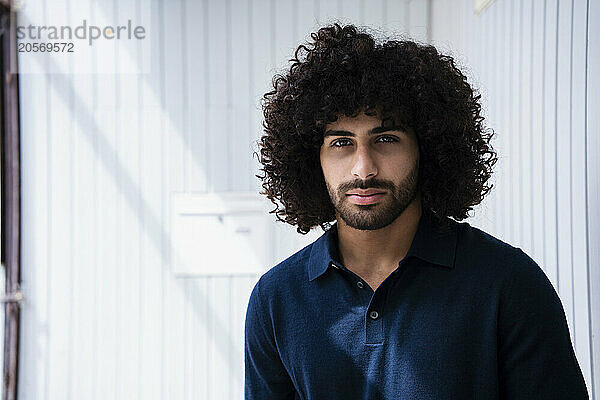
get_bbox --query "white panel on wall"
[171,193,271,276]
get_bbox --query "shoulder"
[455,220,520,263]
[261,241,313,287]
[249,237,316,306]
[454,219,541,277]
[450,220,557,305]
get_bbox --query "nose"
[351,145,378,180]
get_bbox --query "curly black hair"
[256,22,497,234]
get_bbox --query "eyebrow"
[323,125,406,138]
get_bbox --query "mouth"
[345,190,386,205]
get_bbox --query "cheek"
[320,150,341,180]
[379,155,417,182]
[321,166,339,189]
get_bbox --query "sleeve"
[497,248,589,399]
[244,278,296,400]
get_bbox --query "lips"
[346,189,386,196]
[345,189,386,205]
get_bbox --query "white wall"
[17,1,425,399]
[20,0,597,398]
[430,0,598,397]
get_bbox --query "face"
[320,111,420,231]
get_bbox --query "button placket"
[365,288,385,344]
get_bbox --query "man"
[246,23,588,399]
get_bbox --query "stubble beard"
[326,160,420,231]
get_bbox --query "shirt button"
[356,281,364,289]
[369,311,379,320]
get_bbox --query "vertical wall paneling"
[182,280,193,400]
[531,0,545,265]
[139,0,164,396]
[361,0,384,30]
[230,0,252,192]
[512,0,522,247]
[408,0,429,42]
[492,0,506,241]
[488,0,501,235]
[192,278,209,399]
[387,0,409,34]
[246,0,257,193]
[17,0,50,396]
[586,1,600,397]
[94,0,119,394]
[474,0,488,229]
[207,0,229,192]
[185,0,209,193]
[521,0,533,254]
[479,0,493,231]
[506,0,516,242]
[163,0,186,397]
[208,277,231,399]
[162,0,185,191]
[116,0,142,397]
[230,276,258,400]
[543,0,559,285]
[70,0,96,397]
[430,0,595,395]
[250,0,274,195]
[318,0,340,26]
[556,0,575,336]
[19,0,598,399]
[337,0,362,27]
[571,0,592,384]
[488,0,498,228]
[273,0,295,100]
[18,8,49,397]
[501,0,513,245]
[45,0,73,397]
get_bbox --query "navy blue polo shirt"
[244,212,588,399]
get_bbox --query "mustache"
[338,178,395,192]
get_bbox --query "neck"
[335,193,422,276]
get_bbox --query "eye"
[331,138,353,147]
[376,136,398,143]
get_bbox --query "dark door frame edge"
[0,1,21,399]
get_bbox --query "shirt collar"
[307,211,458,281]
